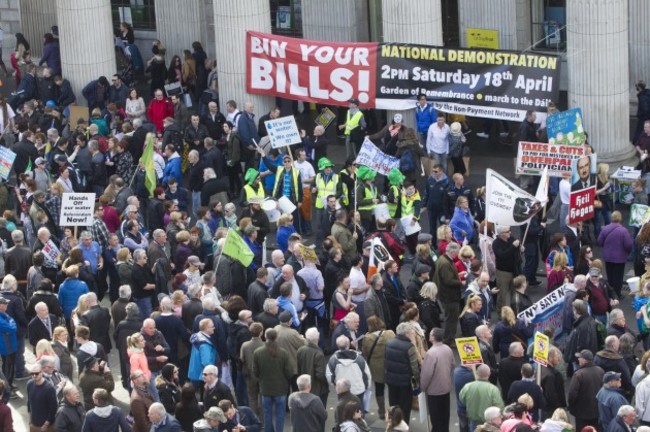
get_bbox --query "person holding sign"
[356,166,378,233]
[400,181,423,260]
[272,155,303,232]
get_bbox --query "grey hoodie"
[288,391,327,432]
[82,405,131,432]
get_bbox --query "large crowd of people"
[2,24,650,432]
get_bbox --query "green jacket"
[459,380,504,422]
[252,344,294,396]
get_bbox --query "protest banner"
[265,115,302,149]
[247,31,560,121]
[355,137,400,175]
[569,185,596,225]
[547,107,586,146]
[630,203,650,227]
[60,193,96,226]
[455,337,483,366]
[485,169,543,226]
[0,146,16,180]
[518,285,567,339]
[315,107,336,129]
[42,239,61,267]
[516,141,584,177]
[532,332,550,367]
[297,244,320,265]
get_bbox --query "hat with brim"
[387,168,405,186]
[244,168,260,185]
[575,349,593,361]
[318,157,335,171]
[248,197,264,205]
[243,225,259,236]
[187,255,204,268]
[348,98,360,105]
[357,165,376,181]
[450,122,462,135]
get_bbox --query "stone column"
[630,0,650,101]
[302,0,369,42]
[382,0,443,129]
[155,0,207,60]
[213,0,273,116]
[568,0,634,164]
[56,0,116,104]
[19,0,57,58]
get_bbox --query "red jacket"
[146,98,173,133]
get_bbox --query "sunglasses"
[31,371,41,376]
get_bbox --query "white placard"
[60,193,96,226]
[265,116,302,149]
[400,215,421,236]
[374,203,390,220]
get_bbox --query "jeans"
[191,191,201,219]
[149,370,161,402]
[593,208,611,237]
[262,394,286,432]
[345,137,356,159]
[432,152,448,173]
[134,297,153,319]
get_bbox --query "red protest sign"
[569,185,596,225]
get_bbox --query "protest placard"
[630,204,650,227]
[532,332,550,367]
[0,147,16,180]
[485,169,543,226]
[315,107,336,129]
[455,337,483,366]
[547,107,586,146]
[569,186,595,225]
[60,193,96,226]
[355,138,400,176]
[265,115,302,149]
[518,285,567,339]
[516,141,584,177]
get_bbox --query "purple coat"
[598,223,633,263]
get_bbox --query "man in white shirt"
[426,113,450,173]
[294,148,316,235]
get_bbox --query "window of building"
[111,0,156,31]
[531,0,566,51]
[270,0,302,38]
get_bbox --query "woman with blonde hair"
[594,162,613,237]
[413,243,435,280]
[362,315,395,419]
[475,186,486,222]
[52,326,72,379]
[70,293,90,336]
[455,245,475,284]
[459,294,483,337]
[170,290,186,318]
[547,252,574,293]
[35,339,60,370]
[418,282,444,341]
[402,303,427,363]
[276,213,297,254]
[127,331,158,399]
[436,224,455,255]
[492,306,525,358]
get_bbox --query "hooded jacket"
[594,349,633,395]
[188,331,216,381]
[596,386,628,431]
[82,405,131,432]
[326,349,372,396]
[53,399,85,432]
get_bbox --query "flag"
[366,237,380,283]
[485,169,543,226]
[222,229,254,267]
[535,167,550,206]
[140,133,157,197]
[23,158,31,174]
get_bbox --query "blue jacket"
[450,206,475,243]
[415,103,437,134]
[596,387,628,431]
[188,331,216,381]
[16,72,38,101]
[56,79,76,107]
[277,225,297,254]
[192,310,228,363]
[237,112,260,146]
[422,173,449,210]
[453,366,475,411]
[0,313,17,356]
[39,41,61,75]
[162,153,182,185]
[58,278,90,318]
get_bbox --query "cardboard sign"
[315,107,336,129]
[516,141,584,177]
[532,331,550,367]
[60,193,96,226]
[0,146,16,180]
[569,186,596,225]
[466,28,499,50]
[265,115,302,149]
[547,107,586,147]
[455,337,483,366]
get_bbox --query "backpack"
[399,148,416,172]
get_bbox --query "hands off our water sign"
[265,116,302,149]
[60,193,96,226]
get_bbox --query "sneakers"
[499,132,510,138]
[528,280,542,287]
[476,132,489,139]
